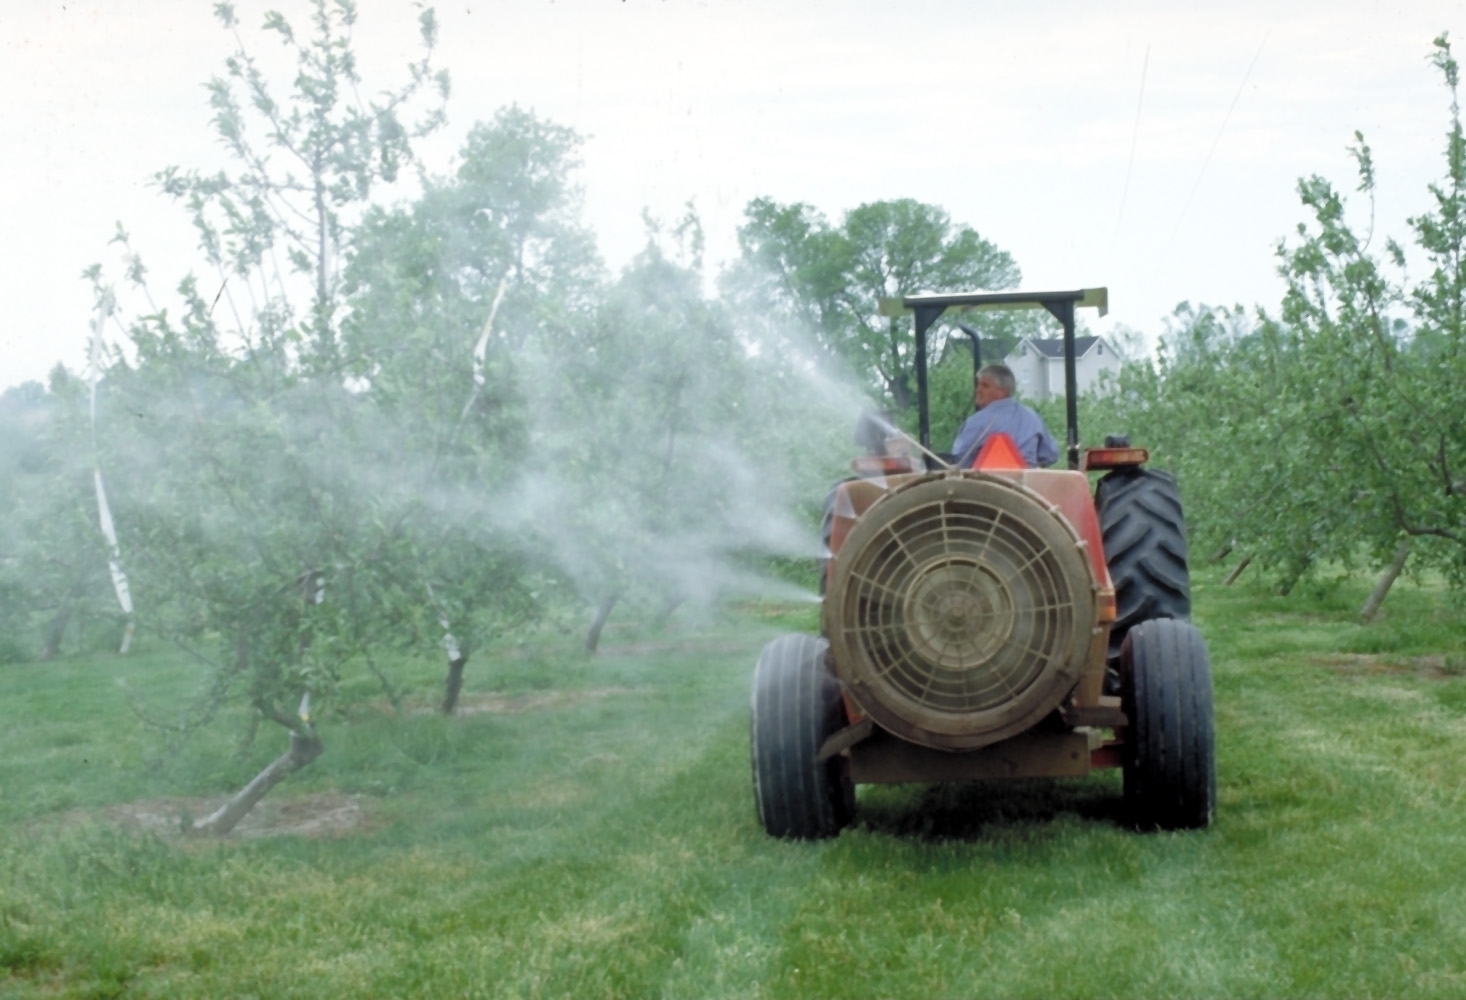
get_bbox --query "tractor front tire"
[750,634,854,839]
[1121,619,1216,831]
[1097,467,1191,671]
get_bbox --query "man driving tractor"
[950,363,1058,468]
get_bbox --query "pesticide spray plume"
[488,297,882,626]
[72,262,890,674]
[861,410,954,472]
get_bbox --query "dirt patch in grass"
[51,791,371,840]
[44,690,650,841]
[1313,652,1463,679]
[442,686,634,716]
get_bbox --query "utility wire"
[1114,43,1150,243]
[1168,31,1270,248]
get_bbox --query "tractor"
[750,288,1213,838]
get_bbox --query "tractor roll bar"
[879,288,1109,470]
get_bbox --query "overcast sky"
[4,0,1465,391]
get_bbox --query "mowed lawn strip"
[4,574,1466,997]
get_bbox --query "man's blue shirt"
[951,397,1059,468]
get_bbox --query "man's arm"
[951,411,991,465]
[1034,423,1060,468]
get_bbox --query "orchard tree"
[90,0,451,833]
[153,0,449,373]
[101,353,420,831]
[520,213,729,649]
[342,106,602,711]
[1091,303,1344,592]
[1268,34,1466,595]
[522,211,827,649]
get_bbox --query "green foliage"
[341,105,604,666]
[154,0,448,369]
[726,197,1023,412]
[343,104,600,377]
[100,359,417,736]
[1086,302,1311,574]
[1280,38,1466,584]
[0,377,123,662]
[517,210,848,626]
[76,3,454,755]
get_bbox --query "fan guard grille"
[827,473,1096,750]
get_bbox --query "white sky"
[4,0,1465,390]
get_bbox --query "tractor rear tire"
[1121,619,1216,831]
[1096,468,1191,671]
[750,634,854,839]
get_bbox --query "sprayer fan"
[826,473,1096,751]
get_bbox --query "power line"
[1169,31,1270,248]
[1114,43,1150,243]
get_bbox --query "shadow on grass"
[852,775,1127,841]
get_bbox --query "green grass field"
[4,573,1466,998]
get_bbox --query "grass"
[4,574,1466,997]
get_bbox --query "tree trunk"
[441,654,467,715]
[1223,556,1252,586]
[1360,540,1411,622]
[39,605,72,660]
[652,595,684,631]
[1208,541,1235,564]
[585,593,620,654]
[191,729,323,836]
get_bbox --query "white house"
[1003,336,1121,402]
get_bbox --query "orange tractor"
[750,288,1212,838]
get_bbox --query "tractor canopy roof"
[879,287,1109,468]
[879,288,1108,319]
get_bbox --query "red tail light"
[1081,447,1149,470]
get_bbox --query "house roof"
[969,338,1012,364]
[1013,336,1102,359]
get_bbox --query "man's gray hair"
[978,364,1016,397]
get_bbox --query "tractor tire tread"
[1097,468,1191,663]
[750,634,853,839]
[1121,619,1217,830]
